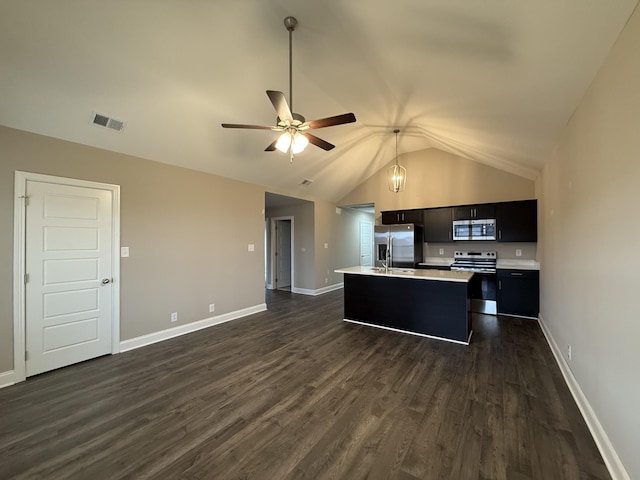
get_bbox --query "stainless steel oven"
[452,218,496,241]
[450,251,497,314]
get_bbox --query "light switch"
[121,247,129,257]
[324,243,328,249]
[248,244,255,252]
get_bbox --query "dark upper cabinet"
[496,199,537,242]
[497,269,539,318]
[423,207,453,242]
[381,209,424,225]
[452,204,495,220]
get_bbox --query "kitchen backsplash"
[424,242,537,261]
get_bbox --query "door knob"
[101,278,112,285]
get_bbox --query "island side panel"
[343,274,471,343]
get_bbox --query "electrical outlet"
[567,344,572,360]
[439,248,444,255]
[209,304,215,313]
[171,312,178,323]
[516,249,522,257]
[247,244,255,252]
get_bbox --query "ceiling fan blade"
[304,133,335,151]
[265,139,278,151]
[266,90,293,123]
[221,123,276,130]
[304,113,356,130]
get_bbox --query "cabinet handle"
[498,280,502,290]
[448,231,451,240]
[511,272,524,276]
[499,230,502,240]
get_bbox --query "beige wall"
[339,147,536,217]
[538,6,640,478]
[314,203,374,288]
[0,126,266,372]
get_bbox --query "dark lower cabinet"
[497,269,539,318]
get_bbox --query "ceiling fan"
[221,16,356,160]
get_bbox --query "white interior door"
[25,180,114,376]
[360,221,373,267]
[275,219,292,289]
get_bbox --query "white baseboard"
[292,282,343,296]
[538,314,630,480]
[119,303,267,353]
[0,370,16,389]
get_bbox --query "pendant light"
[388,129,406,193]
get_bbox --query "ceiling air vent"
[300,179,313,186]
[90,111,126,132]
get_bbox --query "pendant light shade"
[388,129,406,193]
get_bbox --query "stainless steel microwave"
[452,219,496,241]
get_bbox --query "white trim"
[538,314,630,480]
[120,303,267,353]
[13,171,121,384]
[292,282,344,296]
[0,370,16,389]
[343,319,472,346]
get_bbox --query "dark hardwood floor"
[0,289,609,479]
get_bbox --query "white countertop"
[419,257,454,267]
[335,266,474,283]
[497,259,540,270]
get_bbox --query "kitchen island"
[335,266,474,344]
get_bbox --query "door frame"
[269,216,294,290]
[13,171,121,383]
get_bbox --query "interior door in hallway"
[25,180,114,376]
[360,221,373,267]
[275,219,292,290]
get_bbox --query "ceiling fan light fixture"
[291,133,308,154]
[275,132,292,153]
[388,129,406,193]
[275,131,309,154]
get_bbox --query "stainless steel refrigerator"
[374,224,423,268]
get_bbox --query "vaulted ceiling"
[1,1,637,202]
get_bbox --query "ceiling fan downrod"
[284,16,297,114]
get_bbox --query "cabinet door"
[496,200,537,242]
[474,204,495,218]
[497,269,539,318]
[424,207,453,242]
[452,206,475,220]
[381,209,423,224]
[402,209,424,224]
[452,204,495,220]
[381,211,401,224]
